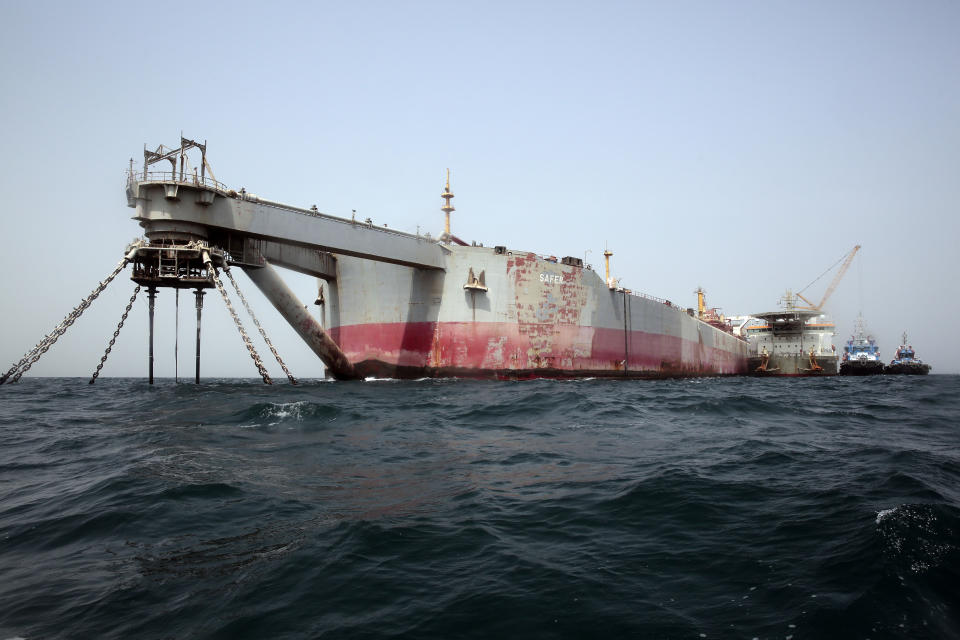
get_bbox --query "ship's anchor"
[754,347,779,373]
[803,348,823,373]
[756,351,769,372]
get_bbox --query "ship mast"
[604,247,614,288]
[696,287,707,319]
[441,168,455,238]
[853,312,866,338]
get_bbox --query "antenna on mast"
[441,169,455,238]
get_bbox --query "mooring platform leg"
[147,286,157,384]
[194,289,204,384]
[242,260,357,379]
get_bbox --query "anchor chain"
[2,254,134,385]
[208,263,272,385]
[223,266,297,384]
[89,286,141,384]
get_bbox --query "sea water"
[1,376,958,639]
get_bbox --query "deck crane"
[795,245,861,311]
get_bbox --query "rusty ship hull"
[324,248,748,379]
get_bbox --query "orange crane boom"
[796,245,861,311]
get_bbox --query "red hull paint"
[329,321,747,379]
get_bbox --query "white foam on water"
[263,401,307,422]
[237,401,312,428]
[876,506,898,524]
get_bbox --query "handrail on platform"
[130,170,228,192]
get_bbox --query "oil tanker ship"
[326,248,748,379]
[120,138,748,381]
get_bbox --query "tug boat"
[839,313,884,376]
[885,332,931,375]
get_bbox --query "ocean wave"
[658,392,791,417]
[454,389,580,423]
[126,517,315,582]
[2,376,960,639]
[234,401,342,428]
[875,503,958,575]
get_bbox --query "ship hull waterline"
[839,361,884,376]
[321,250,750,380]
[884,364,931,376]
[338,321,748,380]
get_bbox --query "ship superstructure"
[742,292,838,376]
[839,313,883,375]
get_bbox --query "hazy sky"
[1,0,958,378]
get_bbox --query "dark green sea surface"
[1,376,958,639]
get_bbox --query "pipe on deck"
[241,261,358,380]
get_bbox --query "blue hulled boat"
[885,332,931,375]
[839,314,883,376]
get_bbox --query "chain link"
[223,267,297,384]
[89,286,141,384]
[209,265,273,384]
[2,257,131,385]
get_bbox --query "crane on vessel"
[794,245,861,311]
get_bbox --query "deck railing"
[130,170,228,192]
